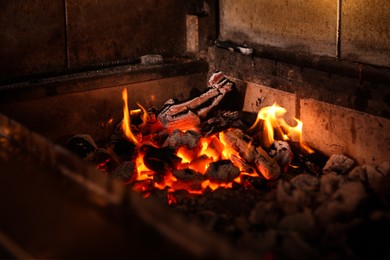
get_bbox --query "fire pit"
[2,68,388,259]
[1,0,389,259]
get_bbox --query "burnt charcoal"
[278,231,320,260]
[172,168,206,182]
[320,172,347,196]
[365,164,390,202]
[278,209,316,235]
[276,179,310,214]
[249,201,282,228]
[66,134,97,160]
[315,181,367,226]
[322,153,355,175]
[348,165,368,183]
[290,174,319,192]
[94,147,118,172]
[111,137,137,161]
[163,129,200,149]
[345,211,390,260]
[200,110,253,136]
[111,161,135,182]
[205,160,240,182]
[289,142,328,176]
[140,144,181,174]
[241,175,267,190]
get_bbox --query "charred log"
[157,71,238,131]
[221,128,280,180]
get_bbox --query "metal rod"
[336,0,342,60]
[64,0,70,69]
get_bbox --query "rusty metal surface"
[0,0,67,81]
[0,112,248,260]
[0,114,194,259]
[66,0,187,69]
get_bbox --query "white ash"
[269,140,293,173]
[322,153,355,175]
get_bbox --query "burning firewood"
[157,71,237,132]
[220,128,280,180]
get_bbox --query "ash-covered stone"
[322,153,355,175]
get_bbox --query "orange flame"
[122,87,139,145]
[249,103,313,153]
[115,95,314,204]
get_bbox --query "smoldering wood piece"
[110,161,135,182]
[163,129,201,149]
[221,128,280,180]
[157,72,236,130]
[140,144,181,174]
[66,134,97,160]
[322,153,355,175]
[205,160,240,183]
[229,154,256,174]
[200,110,256,137]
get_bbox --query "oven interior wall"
[1,0,389,161]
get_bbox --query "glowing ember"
[110,88,315,203]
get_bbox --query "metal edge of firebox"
[0,113,258,260]
[0,58,209,104]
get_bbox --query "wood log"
[220,128,280,181]
[157,72,236,131]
